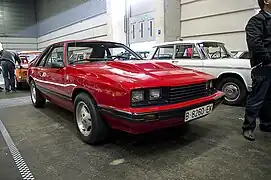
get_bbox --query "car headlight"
[131,90,145,103]
[149,89,162,100]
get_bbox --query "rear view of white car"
[148,40,252,105]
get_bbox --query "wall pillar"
[106,0,127,44]
[155,0,181,43]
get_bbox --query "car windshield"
[18,53,41,64]
[67,42,142,64]
[198,42,232,59]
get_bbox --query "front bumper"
[100,91,225,133]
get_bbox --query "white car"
[148,40,252,105]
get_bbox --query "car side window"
[37,55,47,67]
[153,46,174,59]
[44,46,64,67]
[175,45,200,59]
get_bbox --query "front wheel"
[217,77,247,106]
[74,93,108,145]
[30,81,46,108]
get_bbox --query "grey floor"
[0,92,271,180]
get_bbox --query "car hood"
[74,61,214,89]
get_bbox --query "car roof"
[153,40,224,47]
[18,51,42,54]
[51,40,123,46]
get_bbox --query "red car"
[27,40,224,144]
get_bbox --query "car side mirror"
[51,62,64,68]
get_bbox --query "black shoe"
[259,125,271,132]
[243,130,255,141]
[5,89,11,93]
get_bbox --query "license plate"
[184,104,213,122]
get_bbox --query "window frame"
[36,46,53,67]
[153,45,175,60]
[140,22,144,38]
[175,43,204,60]
[149,20,153,37]
[132,24,135,39]
[43,44,65,68]
[66,42,143,64]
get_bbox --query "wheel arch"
[215,72,248,91]
[28,76,34,84]
[72,87,97,105]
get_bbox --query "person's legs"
[242,67,270,140]
[7,62,16,91]
[259,82,271,131]
[1,61,10,92]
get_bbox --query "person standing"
[0,66,3,92]
[242,0,271,141]
[0,44,22,93]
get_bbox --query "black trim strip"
[36,85,72,101]
[99,94,225,123]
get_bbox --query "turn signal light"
[144,114,157,121]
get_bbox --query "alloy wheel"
[30,83,37,104]
[76,101,92,136]
[222,82,240,103]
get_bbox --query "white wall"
[106,0,126,44]
[37,14,108,51]
[0,37,37,50]
[180,0,259,51]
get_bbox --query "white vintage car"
[148,40,252,105]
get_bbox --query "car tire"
[217,77,247,106]
[30,80,46,108]
[74,93,108,145]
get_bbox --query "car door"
[199,42,233,78]
[39,44,67,103]
[31,46,52,90]
[173,44,204,72]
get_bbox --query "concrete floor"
[0,92,271,180]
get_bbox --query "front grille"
[168,83,208,104]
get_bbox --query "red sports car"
[27,40,224,144]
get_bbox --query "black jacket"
[0,50,21,66]
[246,10,271,67]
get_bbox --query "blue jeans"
[1,61,15,91]
[243,66,271,131]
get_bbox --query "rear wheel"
[30,80,46,108]
[217,77,247,106]
[74,93,108,145]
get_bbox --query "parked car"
[148,40,252,105]
[231,51,250,59]
[27,40,224,144]
[136,51,150,59]
[15,51,41,88]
